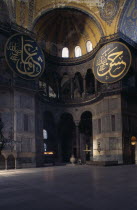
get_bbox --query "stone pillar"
[83,75,86,97]
[135,144,137,164]
[70,77,74,99]
[5,158,7,170]
[15,158,17,169]
[80,133,86,163]
[75,121,80,160]
[55,119,62,163]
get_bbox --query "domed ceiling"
[33,8,103,58]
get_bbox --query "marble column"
[70,77,74,99]
[83,75,86,98]
[5,158,7,170]
[75,121,80,160]
[15,158,17,169]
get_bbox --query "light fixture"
[131,136,137,145]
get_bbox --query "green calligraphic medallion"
[5,34,45,80]
[93,42,132,83]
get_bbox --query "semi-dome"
[0,1,10,23]
[33,8,103,58]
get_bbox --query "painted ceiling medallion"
[99,0,119,25]
[93,42,132,84]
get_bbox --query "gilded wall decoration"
[119,0,137,43]
[5,34,45,80]
[93,42,132,83]
[98,0,119,25]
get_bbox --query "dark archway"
[43,112,57,158]
[58,113,76,162]
[0,155,5,170]
[79,111,93,163]
[61,73,71,99]
[7,155,15,169]
[74,72,83,98]
[85,69,95,95]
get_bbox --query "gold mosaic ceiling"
[3,0,137,58]
[33,8,103,58]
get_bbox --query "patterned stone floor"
[0,165,137,210]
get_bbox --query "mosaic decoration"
[5,34,45,80]
[28,0,35,29]
[99,0,119,25]
[119,0,137,43]
[93,42,132,83]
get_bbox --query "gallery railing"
[39,81,130,106]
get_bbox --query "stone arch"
[73,72,83,98]
[85,69,95,95]
[0,154,5,170]
[7,155,15,169]
[58,112,76,162]
[43,111,56,152]
[61,73,71,99]
[45,72,60,98]
[32,7,104,58]
[32,7,104,37]
[79,111,93,163]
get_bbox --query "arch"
[61,73,71,99]
[45,72,60,98]
[58,113,76,162]
[32,7,104,58]
[49,86,56,98]
[43,111,56,155]
[85,69,95,94]
[44,111,55,130]
[79,111,93,163]
[86,40,93,52]
[32,7,104,37]
[75,46,82,57]
[7,155,15,169]
[62,47,69,58]
[79,111,92,135]
[0,155,5,170]
[60,112,74,122]
[43,129,48,139]
[74,72,83,98]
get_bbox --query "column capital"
[75,120,80,126]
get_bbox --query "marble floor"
[0,164,137,210]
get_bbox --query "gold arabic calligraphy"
[96,47,127,80]
[7,36,43,78]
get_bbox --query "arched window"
[43,129,48,139]
[75,46,82,57]
[62,47,69,58]
[86,41,93,52]
[49,86,56,98]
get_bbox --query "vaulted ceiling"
[2,0,137,57]
[33,8,103,57]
